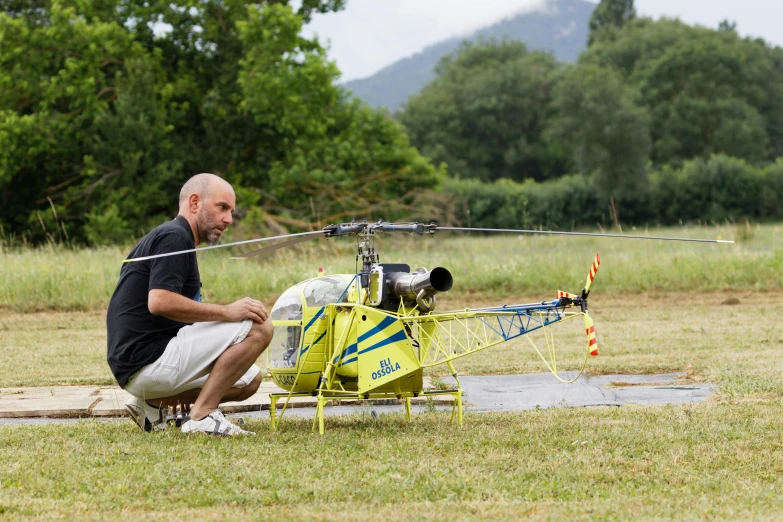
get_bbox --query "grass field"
[2,224,783,520]
[2,401,783,520]
[1,222,780,312]
[2,292,783,519]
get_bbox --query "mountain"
[344,0,596,112]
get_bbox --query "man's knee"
[246,373,262,395]
[235,320,272,359]
[234,374,262,401]
[247,319,273,349]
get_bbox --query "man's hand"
[225,297,269,323]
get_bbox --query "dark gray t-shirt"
[106,216,201,387]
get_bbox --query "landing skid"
[269,387,464,434]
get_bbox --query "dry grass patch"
[0,311,110,387]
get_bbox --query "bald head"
[179,173,232,208]
[178,173,236,246]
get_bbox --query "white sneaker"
[124,396,166,432]
[181,409,255,436]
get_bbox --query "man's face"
[196,182,235,246]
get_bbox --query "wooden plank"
[0,376,448,418]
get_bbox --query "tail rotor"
[581,254,600,356]
[555,253,601,356]
[584,312,598,356]
[582,253,600,300]
[556,290,578,300]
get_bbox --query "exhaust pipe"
[387,267,453,313]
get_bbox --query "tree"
[547,63,651,213]
[399,40,570,183]
[0,0,436,244]
[582,18,783,165]
[263,99,444,225]
[718,20,738,32]
[588,0,636,46]
[0,1,146,239]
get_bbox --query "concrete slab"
[0,373,713,423]
[439,372,714,411]
[0,386,100,418]
[90,387,133,417]
[0,383,293,418]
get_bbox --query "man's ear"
[188,193,201,213]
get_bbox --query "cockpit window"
[304,276,351,307]
[270,281,308,321]
[269,282,307,369]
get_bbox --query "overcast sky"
[302,0,783,82]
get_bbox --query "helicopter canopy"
[270,275,354,322]
[304,276,352,307]
[270,281,307,321]
[267,275,354,372]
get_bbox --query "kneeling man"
[107,173,272,436]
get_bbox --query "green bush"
[760,159,783,220]
[442,154,783,229]
[442,175,602,229]
[84,205,133,246]
[650,155,766,223]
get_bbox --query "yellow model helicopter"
[224,221,730,434]
[133,220,731,433]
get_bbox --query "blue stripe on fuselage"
[357,329,408,356]
[331,314,400,366]
[333,342,357,364]
[300,330,326,357]
[298,307,326,357]
[304,307,325,333]
[357,315,397,343]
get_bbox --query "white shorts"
[124,319,259,400]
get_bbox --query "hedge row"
[441,155,783,229]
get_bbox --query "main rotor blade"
[435,227,734,244]
[123,230,324,263]
[230,234,321,259]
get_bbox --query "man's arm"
[148,289,269,323]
